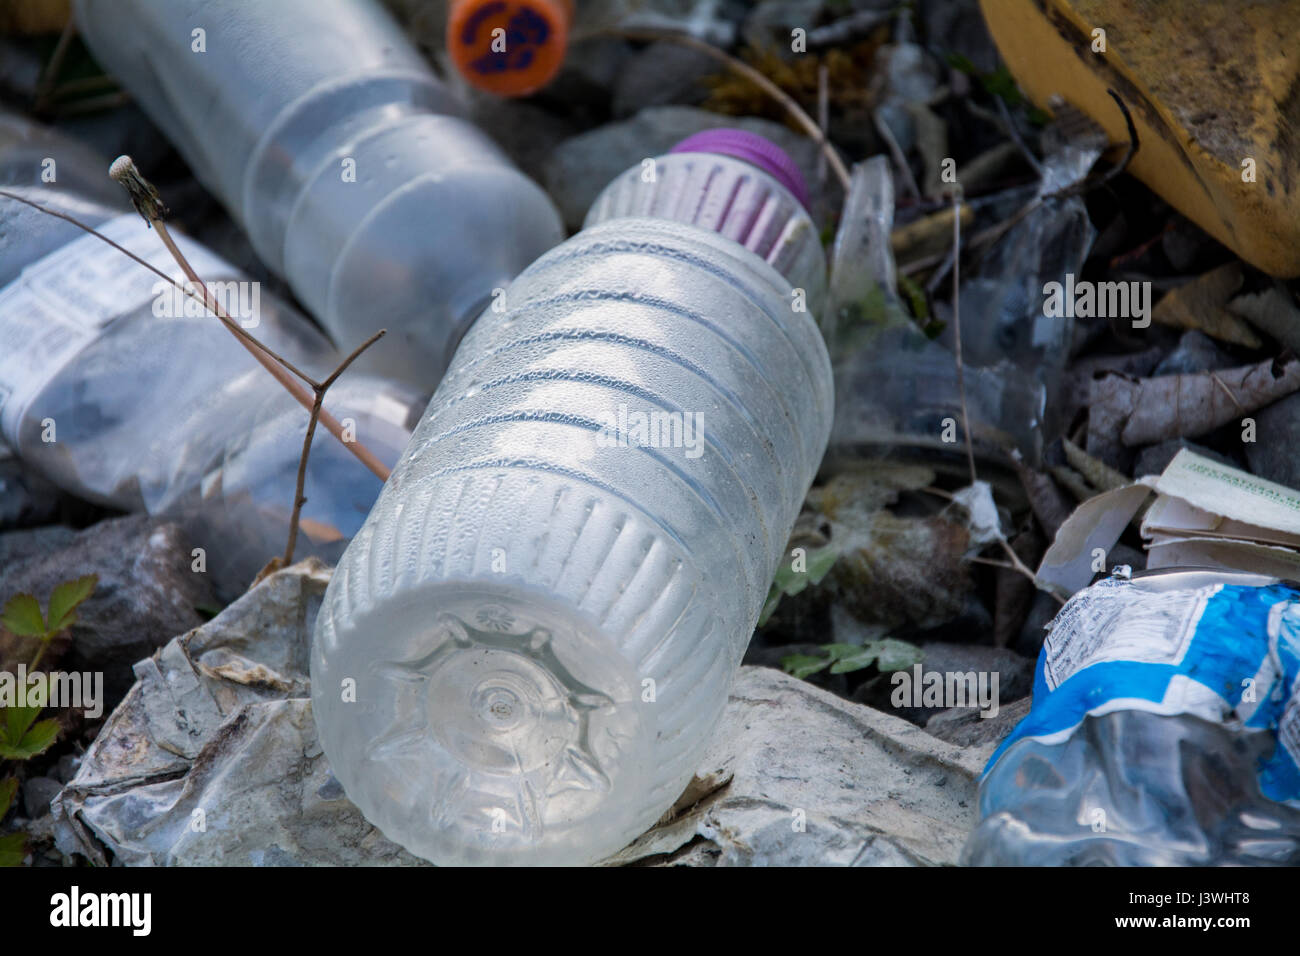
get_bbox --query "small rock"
[1015,589,1061,658]
[926,695,1032,748]
[0,457,64,531]
[1135,438,1235,477]
[1246,393,1300,488]
[741,0,829,51]
[23,777,62,820]
[916,0,1000,73]
[0,524,77,569]
[1153,330,1234,376]
[0,515,215,705]
[612,42,716,118]
[544,106,820,230]
[831,511,973,632]
[467,93,580,186]
[54,754,82,785]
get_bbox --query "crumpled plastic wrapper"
[53,560,991,866]
[51,559,425,866]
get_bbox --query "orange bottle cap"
[447,0,572,98]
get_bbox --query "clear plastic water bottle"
[964,568,1300,866]
[0,115,423,598]
[73,0,564,388]
[312,129,832,865]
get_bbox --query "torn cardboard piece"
[1037,449,1300,595]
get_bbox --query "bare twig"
[969,555,1017,571]
[33,16,77,113]
[0,173,396,575]
[47,92,133,117]
[946,186,1063,604]
[0,187,316,386]
[1045,89,1138,202]
[949,185,977,485]
[872,108,921,201]
[816,63,829,187]
[994,95,1042,176]
[607,27,852,191]
[284,329,387,564]
[965,91,1139,278]
[106,157,391,481]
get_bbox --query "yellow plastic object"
[0,0,70,34]
[979,0,1300,277]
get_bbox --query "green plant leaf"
[0,594,44,638]
[0,778,16,819]
[0,831,25,867]
[46,574,97,635]
[781,653,831,680]
[2,704,41,749]
[829,645,881,674]
[804,546,840,584]
[944,52,977,74]
[761,543,841,626]
[821,643,868,661]
[875,638,925,673]
[757,584,783,628]
[12,718,59,760]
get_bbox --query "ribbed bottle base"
[312,581,666,866]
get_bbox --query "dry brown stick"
[949,186,977,485]
[0,187,313,385]
[107,157,392,480]
[33,15,77,112]
[872,108,921,200]
[0,180,390,483]
[49,92,134,117]
[284,328,387,564]
[816,62,829,187]
[946,188,1062,603]
[608,27,852,191]
[966,91,1139,277]
[146,219,387,479]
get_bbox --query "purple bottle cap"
[671,129,810,210]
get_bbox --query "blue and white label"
[987,575,1300,805]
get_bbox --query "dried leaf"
[1049,465,1097,503]
[1228,284,1300,352]
[1151,263,1259,347]
[1062,437,1130,491]
[1014,458,1074,539]
[995,526,1044,647]
[1089,356,1300,450]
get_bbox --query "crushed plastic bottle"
[312,129,832,866]
[0,114,423,598]
[964,568,1300,866]
[73,0,564,388]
